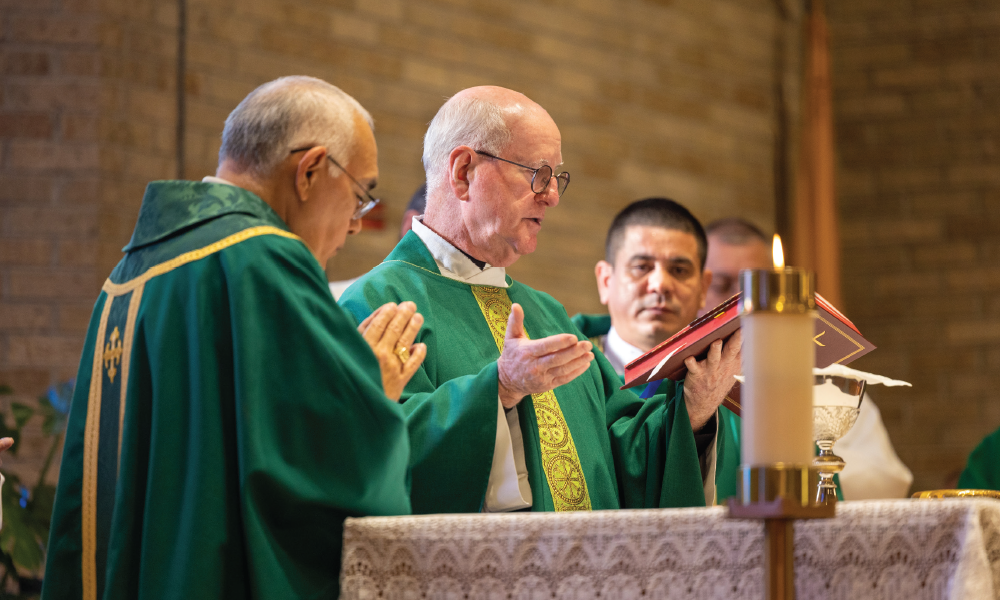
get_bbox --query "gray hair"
[219,75,374,177]
[422,96,513,194]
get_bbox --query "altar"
[340,499,1000,599]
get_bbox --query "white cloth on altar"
[836,393,913,499]
[602,325,720,507]
[410,218,532,512]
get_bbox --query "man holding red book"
[573,198,743,504]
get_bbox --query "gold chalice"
[812,375,866,505]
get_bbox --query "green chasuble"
[571,313,742,502]
[43,181,411,600]
[958,426,1000,490]
[339,232,715,514]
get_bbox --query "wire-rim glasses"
[289,146,380,220]
[475,150,570,197]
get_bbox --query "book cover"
[621,292,875,417]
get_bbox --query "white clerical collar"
[202,175,237,186]
[411,218,508,287]
[603,325,646,377]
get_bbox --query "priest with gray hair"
[43,76,425,599]
[340,85,742,514]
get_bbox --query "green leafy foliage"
[0,381,72,598]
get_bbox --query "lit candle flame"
[772,234,784,269]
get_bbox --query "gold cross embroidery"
[104,326,123,383]
[814,331,826,347]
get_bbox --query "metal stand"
[728,464,835,600]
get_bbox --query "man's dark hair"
[705,217,769,245]
[604,197,708,268]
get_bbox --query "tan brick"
[0,304,52,329]
[58,50,102,77]
[0,113,53,139]
[57,178,100,206]
[0,51,51,76]
[58,303,95,333]
[357,0,403,20]
[9,15,103,44]
[3,83,101,111]
[7,335,85,368]
[6,269,99,300]
[947,321,1000,345]
[7,141,100,171]
[0,238,52,265]
[0,177,54,204]
[1,207,99,237]
[0,369,50,396]
[57,239,97,267]
[911,241,978,266]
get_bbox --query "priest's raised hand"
[682,329,743,431]
[358,301,428,400]
[497,303,595,409]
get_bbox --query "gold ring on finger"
[394,345,410,364]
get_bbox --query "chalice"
[812,375,866,505]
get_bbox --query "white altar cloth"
[341,499,1000,599]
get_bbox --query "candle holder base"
[728,463,835,519]
[727,464,835,600]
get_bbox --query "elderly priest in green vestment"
[43,76,426,600]
[340,86,743,514]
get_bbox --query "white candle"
[742,311,815,465]
[740,235,816,466]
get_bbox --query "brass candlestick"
[729,465,834,599]
[730,260,835,600]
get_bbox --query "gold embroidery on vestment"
[470,285,592,512]
[104,327,122,384]
[82,296,111,600]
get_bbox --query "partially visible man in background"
[43,76,424,599]
[701,217,912,499]
[698,217,772,315]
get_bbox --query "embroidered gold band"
[81,225,303,600]
[470,285,592,512]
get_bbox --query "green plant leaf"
[10,403,33,431]
[0,485,43,572]
[0,385,12,395]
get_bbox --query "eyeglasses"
[289,147,380,220]
[475,151,570,197]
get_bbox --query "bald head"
[419,86,563,267]
[422,86,550,198]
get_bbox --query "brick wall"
[181,0,785,312]
[830,0,1000,492]
[0,0,104,484]
[0,0,787,488]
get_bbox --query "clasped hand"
[497,303,594,408]
[358,301,427,401]
[682,329,742,431]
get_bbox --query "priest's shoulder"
[338,267,422,322]
[109,213,317,288]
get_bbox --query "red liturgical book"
[620,293,875,417]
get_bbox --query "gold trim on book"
[102,226,302,296]
[816,315,865,364]
[470,285,592,512]
[82,296,112,600]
